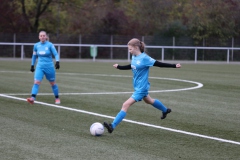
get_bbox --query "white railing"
[0,42,240,63]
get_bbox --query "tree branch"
[21,0,33,31]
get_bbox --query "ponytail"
[139,41,145,53]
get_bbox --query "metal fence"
[1,42,240,63]
[0,33,240,62]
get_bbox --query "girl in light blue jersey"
[104,38,181,133]
[27,31,61,105]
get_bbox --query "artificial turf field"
[0,59,239,160]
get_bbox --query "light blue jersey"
[32,41,59,68]
[131,52,156,98]
[31,41,59,82]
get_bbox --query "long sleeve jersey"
[117,52,176,92]
[31,41,59,68]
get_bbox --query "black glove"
[55,61,60,69]
[30,65,35,72]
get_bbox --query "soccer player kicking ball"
[103,38,181,133]
[27,31,61,105]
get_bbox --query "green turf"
[0,60,240,160]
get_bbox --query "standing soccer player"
[103,38,181,133]
[27,31,61,105]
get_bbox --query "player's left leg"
[49,81,60,104]
[144,95,171,119]
[45,67,60,104]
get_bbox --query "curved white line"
[58,73,204,92]
[149,77,203,92]
[0,71,203,95]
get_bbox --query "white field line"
[0,93,240,146]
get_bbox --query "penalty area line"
[0,93,240,146]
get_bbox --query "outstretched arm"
[113,64,131,70]
[153,61,181,68]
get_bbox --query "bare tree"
[20,0,53,32]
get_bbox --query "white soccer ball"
[90,122,104,136]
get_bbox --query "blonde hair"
[39,31,47,35]
[39,31,48,41]
[127,38,145,53]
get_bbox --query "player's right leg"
[27,67,43,104]
[104,97,135,133]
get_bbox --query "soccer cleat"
[55,98,61,104]
[103,122,114,133]
[27,97,34,104]
[161,108,172,119]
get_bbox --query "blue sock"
[31,84,39,97]
[152,99,167,112]
[51,84,59,98]
[112,110,127,129]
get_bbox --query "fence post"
[172,36,175,60]
[227,49,229,64]
[21,44,24,60]
[79,34,81,58]
[231,37,234,61]
[161,47,164,62]
[13,33,16,58]
[58,45,61,59]
[202,38,205,60]
[195,48,197,63]
[110,35,113,59]
[128,51,130,62]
